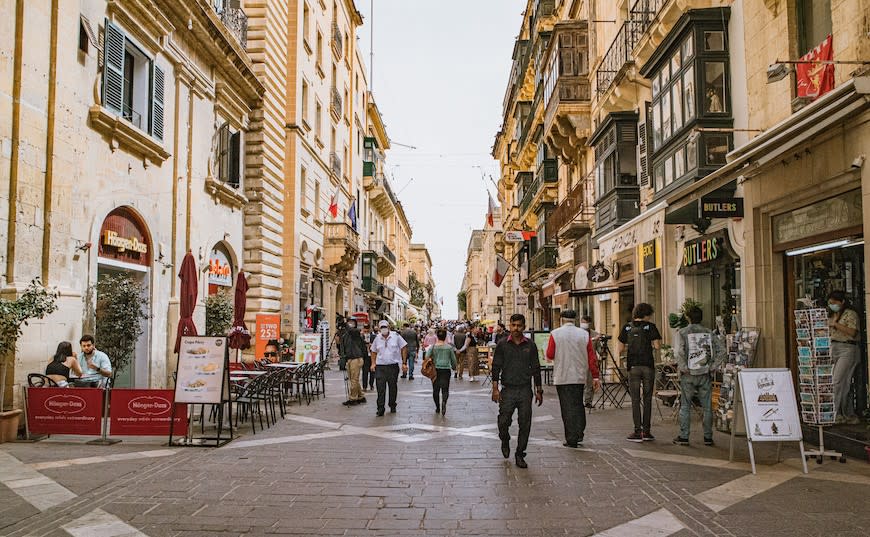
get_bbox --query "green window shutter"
[102,19,125,115]
[229,131,241,188]
[151,64,165,140]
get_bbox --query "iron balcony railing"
[330,86,342,119]
[331,22,343,58]
[330,151,342,177]
[596,22,639,96]
[370,241,396,266]
[519,167,558,217]
[629,0,668,36]
[530,245,558,275]
[545,171,595,243]
[381,243,396,265]
[213,1,248,48]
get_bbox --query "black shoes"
[401,374,407,379]
[408,375,414,380]
[342,400,355,406]
[376,410,385,416]
[440,404,446,416]
[643,432,655,442]
[563,442,578,448]
[704,437,714,446]
[627,432,644,442]
[501,441,510,459]
[672,436,689,446]
[390,407,397,414]
[343,398,367,406]
[515,455,528,468]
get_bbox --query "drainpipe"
[6,0,25,285]
[41,0,59,284]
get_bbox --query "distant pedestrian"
[457,326,479,381]
[339,318,367,406]
[400,323,419,380]
[426,328,457,416]
[453,324,467,379]
[617,303,662,442]
[580,315,600,408]
[370,320,408,416]
[673,305,724,446]
[491,314,543,469]
[361,324,375,390]
[493,322,509,346]
[546,311,600,447]
[422,327,438,350]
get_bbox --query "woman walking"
[426,328,457,416]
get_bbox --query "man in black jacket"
[340,318,368,406]
[491,313,543,468]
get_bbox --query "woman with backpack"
[617,303,662,442]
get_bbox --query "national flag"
[348,197,357,230]
[328,193,338,218]
[797,35,835,101]
[492,255,510,287]
[486,192,497,228]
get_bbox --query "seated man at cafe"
[76,334,113,387]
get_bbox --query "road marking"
[228,429,349,449]
[0,451,77,511]
[28,449,177,470]
[694,469,795,512]
[63,508,149,537]
[594,508,685,536]
[624,448,753,471]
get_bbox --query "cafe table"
[232,369,268,376]
[264,362,300,369]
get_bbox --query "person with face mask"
[370,320,408,416]
[339,318,368,406]
[828,291,861,425]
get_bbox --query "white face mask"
[380,328,390,336]
[580,323,589,330]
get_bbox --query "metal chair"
[28,373,59,387]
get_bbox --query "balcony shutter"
[150,64,165,140]
[217,123,230,183]
[102,19,125,115]
[229,131,241,188]
[637,101,652,187]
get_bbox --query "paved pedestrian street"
[2,371,870,537]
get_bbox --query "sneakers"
[408,375,414,380]
[627,432,644,443]
[400,374,407,379]
[469,377,477,382]
[673,436,690,446]
[704,437,714,446]
[342,400,355,406]
[642,432,655,442]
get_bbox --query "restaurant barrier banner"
[110,389,188,436]
[27,387,103,435]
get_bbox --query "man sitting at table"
[76,334,113,387]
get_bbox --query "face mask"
[580,323,589,329]
[380,328,390,336]
[829,303,841,313]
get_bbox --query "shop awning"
[553,291,571,307]
[569,284,633,298]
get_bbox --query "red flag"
[492,255,510,287]
[797,35,834,101]
[486,193,497,228]
[328,193,338,218]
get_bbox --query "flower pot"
[0,409,22,443]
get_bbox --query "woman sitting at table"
[45,341,83,387]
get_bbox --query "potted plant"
[668,298,703,330]
[0,279,59,442]
[205,290,233,337]
[89,274,149,376]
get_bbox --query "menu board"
[738,368,802,442]
[295,334,322,363]
[174,337,228,404]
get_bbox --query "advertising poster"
[109,389,188,436]
[295,334,321,363]
[255,313,280,359]
[533,332,551,368]
[26,387,103,435]
[738,368,802,442]
[174,337,227,404]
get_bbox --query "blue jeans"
[679,374,713,439]
[407,347,417,377]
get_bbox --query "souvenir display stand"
[716,328,760,433]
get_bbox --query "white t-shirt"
[371,331,407,365]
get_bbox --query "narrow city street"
[2,369,870,537]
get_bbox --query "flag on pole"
[486,192,497,228]
[348,197,357,230]
[492,255,510,287]
[328,193,338,218]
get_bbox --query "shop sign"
[503,230,537,242]
[587,261,611,283]
[255,314,280,359]
[98,208,151,266]
[701,197,744,219]
[208,248,233,287]
[109,389,188,436]
[738,369,802,442]
[103,230,148,254]
[772,190,862,247]
[515,294,528,306]
[638,239,660,273]
[26,388,103,435]
[598,208,664,259]
[682,237,722,267]
[295,333,321,363]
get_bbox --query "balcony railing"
[330,151,342,177]
[546,172,595,243]
[331,22,343,59]
[381,243,396,265]
[330,86,342,119]
[370,241,396,266]
[213,2,248,48]
[324,221,358,244]
[530,245,558,275]
[595,21,640,96]
[519,167,558,217]
[629,0,668,37]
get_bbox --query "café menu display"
[174,337,227,404]
[738,368,802,442]
[794,308,836,425]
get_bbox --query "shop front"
[207,244,235,296]
[678,230,742,334]
[96,207,153,388]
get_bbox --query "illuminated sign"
[208,248,233,287]
[683,237,721,267]
[701,197,744,219]
[639,239,660,272]
[102,230,148,254]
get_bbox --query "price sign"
[255,313,280,359]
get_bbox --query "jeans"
[407,347,417,377]
[679,374,712,439]
[556,384,587,444]
[628,365,654,433]
[498,385,533,456]
[433,368,451,408]
[362,357,374,389]
[346,357,364,401]
[832,341,860,418]
[375,363,400,411]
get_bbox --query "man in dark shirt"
[617,303,662,442]
[491,313,543,469]
[339,318,368,406]
[400,323,419,380]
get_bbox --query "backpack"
[625,322,652,366]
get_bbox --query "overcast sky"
[356,0,526,318]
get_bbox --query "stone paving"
[2,370,870,536]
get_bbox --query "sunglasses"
[263,352,278,357]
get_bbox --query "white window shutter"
[151,64,165,140]
[102,19,125,115]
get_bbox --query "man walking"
[673,306,724,446]
[340,318,367,406]
[617,303,662,442]
[400,323,419,380]
[546,311,600,447]
[491,314,543,468]
[580,315,600,408]
[370,320,408,416]
[453,324,467,379]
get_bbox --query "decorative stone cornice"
[88,105,171,165]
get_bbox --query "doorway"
[96,264,151,388]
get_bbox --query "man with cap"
[546,310,601,448]
[370,320,408,416]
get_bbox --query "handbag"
[421,357,436,381]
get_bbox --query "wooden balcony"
[546,171,595,243]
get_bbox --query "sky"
[356,0,526,319]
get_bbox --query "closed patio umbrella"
[228,271,251,350]
[174,251,198,353]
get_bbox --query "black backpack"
[625,322,652,366]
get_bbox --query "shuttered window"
[215,123,242,188]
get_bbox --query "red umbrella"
[174,251,198,353]
[228,271,251,350]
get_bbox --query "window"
[316,30,324,72]
[301,79,309,126]
[215,123,241,188]
[797,0,832,55]
[102,19,164,139]
[314,180,321,220]
[315,100,322,139]
[704,62,726,113]
[330,127,336,153]
[300,167,308,211]
[303,2,311,52]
